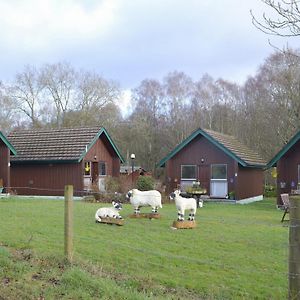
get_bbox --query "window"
[99,162,106,176]
[181,165,197,180]
[211,164,227,180]
[84,161,91,176]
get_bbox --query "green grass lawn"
[0,197,288,299]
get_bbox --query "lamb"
[169,190,202,221]
[126,189,162,214]
[95,201,123,223]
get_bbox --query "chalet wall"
[276,139,300,205]
[11,162,83,196]
[165,135,236,194]
[84,134,120,177]
[236,167,264,200]
[0,140,10,189]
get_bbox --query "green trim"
[267,130,300,168]
[157,128,261,168]
[0,131,17,155]
[78,127,124,163]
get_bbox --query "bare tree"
[251,0,300,36]
[75,71,120,125]
[39,62,76,128]
[8,65,42,128]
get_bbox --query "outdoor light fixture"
[130,153,135,186]
[201,158,204,163]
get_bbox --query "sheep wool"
[126,189,162,214]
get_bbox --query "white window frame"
[181,165,197,180]
[99,162,106,176]
[211,164,227,180]
[84,161,92,177]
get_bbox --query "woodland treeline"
[0,49,300,171]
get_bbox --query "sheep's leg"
[134,207,140,214]
[188,209,195,221]
[152,206,158,213]
[177,210,184,221]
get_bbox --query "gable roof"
[0,131,17,155]
[8,126,124,163]
[157,128,266,168]
[268,129,300,168]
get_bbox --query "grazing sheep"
[126,189,162,214]
[95,201,123,223]
[169,190,202,221]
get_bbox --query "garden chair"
[280,193,290,222]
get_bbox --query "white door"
[210,180,228,198]
[210,164,228,198]
[98,178,106,192]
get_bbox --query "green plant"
[105,177,120,193]
[229,190,235,199]
[136,176,155,191]
[264,184,277,197]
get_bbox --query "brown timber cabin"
[158,128,266,201]
[268,129,300,206]
[0,131,17,192]
[8,127,124,196]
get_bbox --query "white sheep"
[126,189,162,214]
[95,201,123,223]
[169,190,202,221]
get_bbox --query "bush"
[264,184,277,197]
[136,176,155,191]
[105,177,121,193]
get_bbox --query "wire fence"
[0,185,297,298]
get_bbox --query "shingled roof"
[8,126,124,163]
[157,128,266,168]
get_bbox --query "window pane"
[181,165,196,179]
[211,164,227,179]
[84,162,91,176]
[99,162,106,176]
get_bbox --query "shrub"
[136,176,155,191]
[105,177,121,193]
[264,184,277,197]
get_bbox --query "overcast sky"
[1,0,300,93]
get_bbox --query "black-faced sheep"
[169,190,202,221]
[126,189,162,214]
[95,201,123,223]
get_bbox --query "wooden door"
[198,165,210,192]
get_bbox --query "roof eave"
[0,132,17,155]
[267,130,300,169]
[77,127,125,163]
[157,128,248,168]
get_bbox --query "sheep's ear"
[112,201,116,205]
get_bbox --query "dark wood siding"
[236,166,264,200]
[0,140,10,190]
[11,162,83,196]
[84,134,120,177]
[276,139,300,205]
[165,135,236,194]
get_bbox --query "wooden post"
[64,185,73,263]
[289,196,300,299]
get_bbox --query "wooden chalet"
[268,129,300,206]
[0,131,17,192]
[8,127,124,196]
[158,128,266,201]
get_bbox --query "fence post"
[289,195,300,299]
[64,185,73,263]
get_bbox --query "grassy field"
[0,197,288,299]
